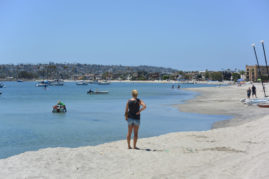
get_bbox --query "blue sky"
[0,0,268,70]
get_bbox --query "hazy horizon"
[0,0,269,71]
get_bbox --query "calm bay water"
[0,82,229,159]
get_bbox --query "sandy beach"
[179,83,269,129]
[1,84,269,178]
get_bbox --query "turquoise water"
[0,82,229,159]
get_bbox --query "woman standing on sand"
[125,90,146,149]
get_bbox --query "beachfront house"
[246,65,269,81]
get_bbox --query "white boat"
[49,80,64,86]
[76,81,88,85]
[36,81,49,87]
[98,81,110,85]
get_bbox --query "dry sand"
[179,83,269,129]
[1,84,269,179]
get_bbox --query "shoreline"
[1,84,269,178]
[178,84,269,129]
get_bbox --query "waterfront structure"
[246,65,269,81]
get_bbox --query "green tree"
[239,70,245,75]
[162,75,170,80]
[232,72,241,82]
[210,72,223,81]
[183,74,192,80]
[261,75,269,82]
[205,70,210,80]
[138,76,146,80]
[223,71,232,80]
[18,71,37,79]
[47,65,57,79]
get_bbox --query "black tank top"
[128,98,140,120]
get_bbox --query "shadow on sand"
[135,148,166,152]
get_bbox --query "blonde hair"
[132,89,138,98]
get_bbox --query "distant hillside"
[0,63,178,80]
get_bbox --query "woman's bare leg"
[133,125,139,149]
[127,125,133,149]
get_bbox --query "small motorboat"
[49,80,64,86]
[258,103,269,108]
[52,105,67,113]
[36,80,49,87]
[0,83,5,88]
[87,90,109,94]
[76,81,88,85]
[98,81,110,85]
[17,80,23,82]
[52,102,67,113]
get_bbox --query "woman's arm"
[136,100,146,115]
[125,102,129,120]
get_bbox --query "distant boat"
[49,80,64,86]
[98,81,110,85]
[76,81,88,86]
[0,83,5,88]
[87,90,109,94]
[0,91,2,95]
[52,105,67,113]
[17,80,23,82]
[36,80,49,87]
